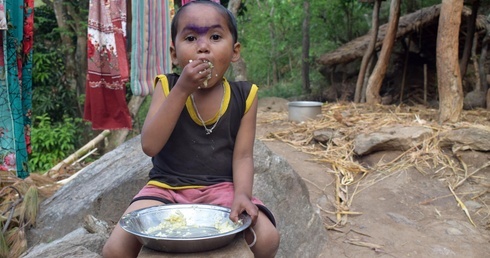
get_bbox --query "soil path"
[256,98,490,258]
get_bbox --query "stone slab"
[138,235,252,258]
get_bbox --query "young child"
[102,1,280,257]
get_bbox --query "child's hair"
[171,0,238,45]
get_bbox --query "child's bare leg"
[245,211,280,258]
[102,200,163,258]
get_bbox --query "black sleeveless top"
[148,73,258,187]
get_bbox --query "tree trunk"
[459,0,479,78]
[355,0,381,103]
[50,2,77,88]
[479,23,489,94]
[49,0,87,118]
[67,2,88,115]
[301,0,311,93]
[365,0,400,105]
[255,0,278,84]
[436,0,464,123]
[105,95,146,153]
[361,56,375,103]
[269,7,279,85]
[228,0,247,81]
[472,33,481,92]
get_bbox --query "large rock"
[26,135,152,246]
[353,125,433,155]
[463,90,487,109]
[24,136,327,258]
[22,227,106,258]
[439,126,490,152]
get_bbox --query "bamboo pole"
[46,130,111,179]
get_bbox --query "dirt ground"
[256,97,490,258]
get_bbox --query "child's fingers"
[245,205,259,226]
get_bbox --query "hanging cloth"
[0,0,33,179]
[84,0,132,130]
[181,0,220,5]
[130,0,173,96]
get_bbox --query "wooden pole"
[399,36,411,103]
[46,130,111,178]
[365,0,401,104]
[354,0,381,103]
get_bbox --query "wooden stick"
[448,185,476,227]
[472,32,481,91]
[399,35,411,103]
[46,130,111,178]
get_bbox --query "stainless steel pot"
[288,101,323,122]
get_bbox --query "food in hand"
[188,59,213,88]
[203,61,214,88]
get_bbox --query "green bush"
[29,115,82,173]
[258,80,303,99]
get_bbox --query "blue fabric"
[0,0,33,178]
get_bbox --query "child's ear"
[231,42,241,62]
[170,46,179,66]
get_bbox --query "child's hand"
[230,193,259,226]
[178,59,213,93]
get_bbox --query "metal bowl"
[119,204,251,253]
[288,101,323,122]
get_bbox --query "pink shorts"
[132,182,276,226]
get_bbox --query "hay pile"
[0,173,59,257]
[257,102,490,229]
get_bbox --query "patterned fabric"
[181,0,220,5]
[0,0,33,178]
[84,0,132,130]
[130,0,173,96]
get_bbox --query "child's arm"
[230,94,259,224]
[141,79,187,157]
[141,61,211,157]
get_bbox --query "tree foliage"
[29,115,81,172]
[239,0,372,97]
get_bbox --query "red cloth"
[84,0,132,130]
[133,182,264,208]
[181,0,220,5]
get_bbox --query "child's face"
[170,4,240,86]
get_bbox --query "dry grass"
[257,102,490,229]
[0,172,58,256]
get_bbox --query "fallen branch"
[46,130,111,179]
[448,185,476,227]
[344,238,383,250]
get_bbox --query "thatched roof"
[317,4,488,68]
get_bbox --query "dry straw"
[0,172,57,256]
[258,102,490,230]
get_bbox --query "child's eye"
[210,34,221,41]
[185,36,197,42]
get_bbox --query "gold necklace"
[190,83,225,135]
